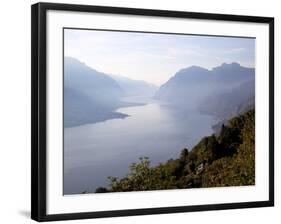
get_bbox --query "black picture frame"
[31,2,274,222]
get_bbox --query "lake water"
[64,98,216,194]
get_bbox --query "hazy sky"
[64,29,255,86]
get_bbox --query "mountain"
[154,62,255,116]
[109,74,158,97]
[65,57,124,104]
[154,66,212,108]
[64,57,139,127]
[199,79,255,120]
[64,86,129,127]
[211,62,254,85]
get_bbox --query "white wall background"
[0,0,279,223]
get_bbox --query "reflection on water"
[64,99,216,194]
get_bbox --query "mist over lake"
[64,97,216,194]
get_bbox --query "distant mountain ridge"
[64,57,145,127]
[211,62,254,84]
[109,74,157,97]
[65,57,124,103]
[154,62,255,119]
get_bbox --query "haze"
[64,29,255,86]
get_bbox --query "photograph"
[63,29,256,195]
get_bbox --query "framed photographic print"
[31,2,274,222]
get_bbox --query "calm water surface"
[64,98,216,194]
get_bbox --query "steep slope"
[64,57,136,127]
[64,87,128,127]
[65,57,124,104]
[154,66,211,108]
[199,79,255,120]
[154,62,255,115]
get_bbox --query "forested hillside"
[95,109,255,193]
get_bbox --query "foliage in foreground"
[95,109,255,193]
